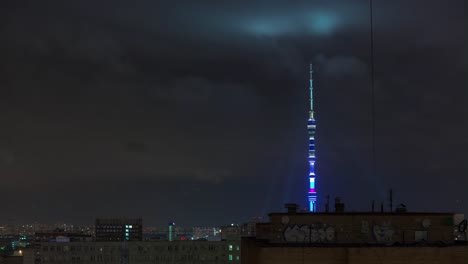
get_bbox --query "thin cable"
[369,0,376,187]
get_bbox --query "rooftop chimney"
[395,204,407,213]
[285,203,298,214]
[334,197,345,212]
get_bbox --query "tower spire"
[309,63,314,119]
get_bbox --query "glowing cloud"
[307,12,339,34]
[241,10,340,37]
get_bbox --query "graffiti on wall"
[282,221,395,244]
[283,224,335,243]
[372,221,394,244]
[361,220,395,244]
[361,220,370,234]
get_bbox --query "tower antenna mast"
[309,64,314,120]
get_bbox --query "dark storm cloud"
[316,55,368,77]
[0,0,466,224]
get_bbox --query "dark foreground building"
[241,204,468,264]
[0,256,22,264]
[24,240,237,264]
[24,222,241,264]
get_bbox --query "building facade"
[34,231,92,242]
[24,240,240,264]
[95,218,142,242]
[241,241,468,264]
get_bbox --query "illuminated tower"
[307,64,317,212]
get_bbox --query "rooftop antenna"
[325,195,330,213]
[389,189,393,212]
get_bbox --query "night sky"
[1,0,467,226]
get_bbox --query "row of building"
[23,219,242,264]
[11,205,465,264]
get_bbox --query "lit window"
[236,246,240,251]
[236,256,240,260]
[228,255,233,261]
[228,245,233,251]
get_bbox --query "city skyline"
[0,0,467,226]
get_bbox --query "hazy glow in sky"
[308,12,339,34]
[243,11,340,36]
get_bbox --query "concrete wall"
[249,246,468,264]
[0,256,22,264]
